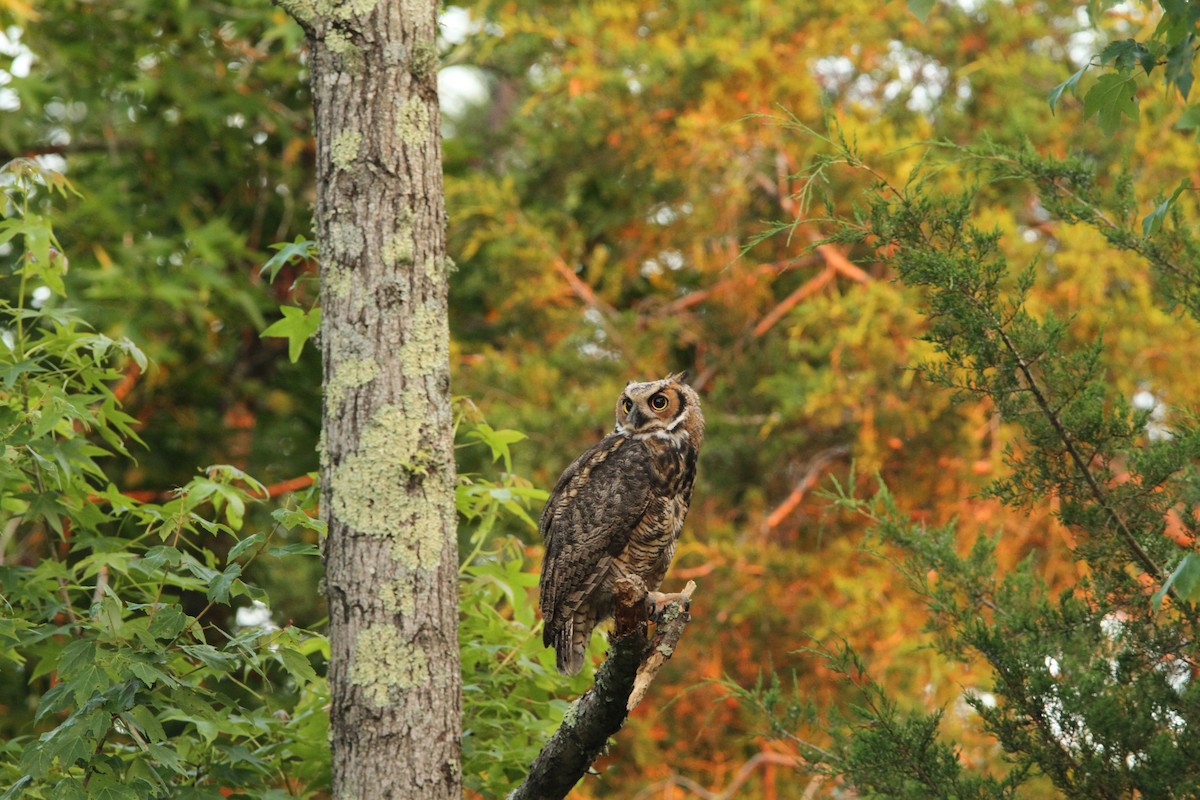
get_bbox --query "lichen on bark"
[329,401,450,571]
[327,357,379,410]
[351,624,428,707]
[323,263,352,300]
[328,221,364,260]
[324,29,363,74]
[380,575,417,618]
[330,130,362,170]
[395,96,431,147]
[328,0,378,21]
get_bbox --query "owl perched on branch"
[539,374,705,675]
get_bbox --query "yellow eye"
[650,394,669,411]
[622,398,633,414]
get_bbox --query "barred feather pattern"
[538,375,704,675]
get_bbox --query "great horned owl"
[538,374,705,675]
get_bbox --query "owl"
[538,373,705,675]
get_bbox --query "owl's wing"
[538,434,652,647]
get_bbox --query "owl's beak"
[627,408,646,428]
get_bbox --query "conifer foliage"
[734,127,1200,797]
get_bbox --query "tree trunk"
[297,0,460,796]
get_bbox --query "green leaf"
[1154,553,1200,608]
[260,305,321,363]
[1098,38,1152,73]
[1083,73,1139,133]
[277,647,319,685]
[268,542,322,557]
[271,506,327,536]
[1141,178,1190,236]
[126,704,167,743]
[57,639,97,679]
[207,563,243,604]
[260,236,318,284]
[89,781,142,800]
[228,532,266,562]
[1,777,32,800]
[907,0,935,23]
[1175,105,1200,130]
[148,604,188,640]
[147,742,187,775]
[48,778,89,800]
[126,659,173,689]
[180,643,238,671]
[0,359,44,387]
[1165,36,1195,100]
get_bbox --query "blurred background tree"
[1,0,1197,796]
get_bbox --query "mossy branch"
[509,580,698,800]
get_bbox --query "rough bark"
[293,0,460,796]
[510,581,698,800]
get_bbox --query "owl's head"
[615,373,704,445]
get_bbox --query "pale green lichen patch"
[330,130,362,171]
[323,263,352,300]
[408,40,439,81]
[382,232,414,266]
[327,357,379,410]
[395,96,430,147]
[380,576,416,618]
[329,222,365,260]
[278,0,317,23]
[325,29,363,74]
[351,624,427,707]
[330,400,451,571]
[317,428,328,470]
[330,0,377,20]
[400,304,446,376]
[388,484,449,571]
[562,696,583,729]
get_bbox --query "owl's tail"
[554,615,592,676]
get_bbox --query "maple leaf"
[1083,73,1139,134]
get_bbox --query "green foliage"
[1142,178,1190,237]
[906,0,937,24]
[260,305,321,364]
[1045,0,1200,137]
[1082,73,1139,134]
[737,125,1200,796]
[1048,65,1089,114]
[455,406,597,797]
[0,161,330,797]
[0,0,320,491]
[0,159,594,798]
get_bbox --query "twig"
[627,580,696,711]
[764,445,852,531]
[990,320,1165,584]
[509,580,698,800]
[629,752,810,800]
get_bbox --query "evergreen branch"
[988,320,1165,584]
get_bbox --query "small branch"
[510,580,698,800]
[990,323,1165,584]
[627,581,696,711]
[764,445,852,531]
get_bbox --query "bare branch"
[509,581,698,800]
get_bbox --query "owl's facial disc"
[615,378,693,436]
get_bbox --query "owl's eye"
[649,393,669,411]
[622,398,633,414]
